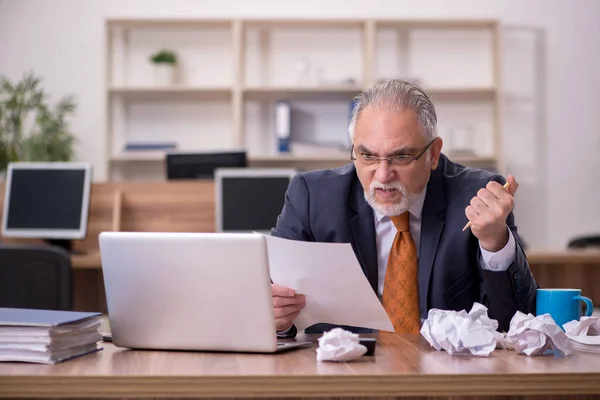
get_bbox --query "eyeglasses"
[350,139,435,167]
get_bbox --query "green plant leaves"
[0,72,77,173]
[150,49,177,64]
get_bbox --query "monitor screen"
[1,162,92,239]
[215,168,296,232]
[166,151,247,180]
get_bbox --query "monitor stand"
[45,239,83,255]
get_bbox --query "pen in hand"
[462,182,510,232]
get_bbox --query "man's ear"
[429,137,443,170]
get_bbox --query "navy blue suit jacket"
[271,154,537,334]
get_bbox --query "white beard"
[363,180,420,217]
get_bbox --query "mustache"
[369,181,405,191]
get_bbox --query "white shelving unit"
[104,18,503,179]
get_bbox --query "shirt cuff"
[276,325,294,337]
[479,227,516,271]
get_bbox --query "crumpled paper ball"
[420,302,502,356]
[501,311,573,357]
[563,316,600,337]
[316,328,367,362]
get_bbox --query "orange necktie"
[382,211,421,334]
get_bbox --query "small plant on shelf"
[150,50,178,86]
[150,50,177,65]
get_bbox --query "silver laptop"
[98,231,311,353]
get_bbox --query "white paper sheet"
[264,235,394,332]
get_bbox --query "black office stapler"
[359,337,377,356]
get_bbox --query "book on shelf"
[0,308,103,364]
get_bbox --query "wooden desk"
[527,250,600,265]
[72,251,102,269]
[527,249,600,311]
[0,334,598,399]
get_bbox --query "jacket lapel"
[418,163,447,317]
[348,172,378,294]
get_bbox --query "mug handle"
[574,295,594,317]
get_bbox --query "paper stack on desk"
[0,308,103,364]
[564,317,600,354]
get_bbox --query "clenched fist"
[465,175,518,252]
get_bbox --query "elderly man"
[271,79,537,336]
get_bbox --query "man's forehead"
[353,109,425,150]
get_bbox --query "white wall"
[1,0,599,249]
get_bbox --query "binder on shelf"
[0,308,103,364]
[347,98,359,150]
[275,101,291,153]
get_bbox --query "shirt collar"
[374,186,427,223]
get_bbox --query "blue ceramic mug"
[536,288,594,329]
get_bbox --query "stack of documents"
[564,317,600,354]
[569,336,600,354]
[0,308,103,364]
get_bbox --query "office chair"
[568,235,600,249]
[0,244,73,310]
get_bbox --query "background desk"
[0,334,599,399]
[67,249,600,313]
[1,181,599,313]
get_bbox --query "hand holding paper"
[265,235,393,332]
[271,283,305,331]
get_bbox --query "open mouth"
[375,188,401,199]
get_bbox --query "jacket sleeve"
[479,210,538,332]
[270,174,315,242]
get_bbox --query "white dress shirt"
[374,187,517,297]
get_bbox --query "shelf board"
[242,85,494,100]
[110,152,166,162]
[448,155,497,166]
[109,151,496,169]
[376,19,498,29]
[106,85,492,101]
[422,86,497,100]
[109,86,232,100]
[106,18,232,29]
[105,18,497,30]
[243,85,362,100]
[250,153,350,163]
[250,153,496,166]
[243,19,365,29]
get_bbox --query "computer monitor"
[1,162,93,252]
[215,168,296,233]
[166,151,247,180]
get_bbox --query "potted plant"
[0,72,76,177]
[150,49,178,86]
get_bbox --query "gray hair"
[348,79,438,143]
